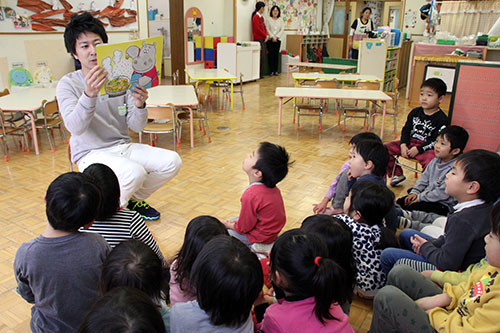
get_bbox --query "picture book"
[96,36,163,97]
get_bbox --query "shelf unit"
[217,42,260,83]
[358,40,400,92]
[286,34,330,62]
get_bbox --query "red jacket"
[252,13,268,41]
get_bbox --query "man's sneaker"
[390,175,406,187]
[127,199,160,221]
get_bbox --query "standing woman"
[349,7,375,59]
[266,5,284,76]
[252,1,269,78]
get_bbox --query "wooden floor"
[0,73,417,332]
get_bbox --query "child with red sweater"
[224,142,291,247]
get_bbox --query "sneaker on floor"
[390,175,406,187]
[127,199,160,221]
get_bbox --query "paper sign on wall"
[96,36,163,97]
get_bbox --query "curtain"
[439,1,500,37]
[322,0,335,34]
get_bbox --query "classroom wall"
[0,1,149,90]
[184,0,233,37]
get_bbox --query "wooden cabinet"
[286,34,330,62]
[359,40,400,92]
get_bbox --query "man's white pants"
[77,143,182,207]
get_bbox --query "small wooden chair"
[222,73,245,110]
[391,156,422,180]
[0,108,31,155]
[139,104,177,150]
[338,80,380,132]
[177,81,211,146]
[35,99,67,152]
[294,79,338,131]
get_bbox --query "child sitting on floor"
[169,215,227,305]
[313,132,382,215]
[170,235,262,332]
[100,240,170,330]
[14,172,110,332]
[386,78,449,187]
[381,149,500,274]
[336,180,398,298]
[396,125,469,215]
[258,229,353,332]
[371,202,500,332]
[224,142,292,247]
[81,163,165,262]
[301,214,356,314]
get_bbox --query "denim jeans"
[380,229,433,274]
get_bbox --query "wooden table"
[185,68,237,109]
[292,73,381,86]
[275,87,392,137]
[147,85,199,148]
[287,62,357,84]
[0,87,56,155]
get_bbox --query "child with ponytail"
[260,229,354,332]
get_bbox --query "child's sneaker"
[127,199,160,221]
[390,175,406,187]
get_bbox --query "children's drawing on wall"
[4,7,15,19]
[265,0,319,31]
[13,15,31,29]
[0,9,4,21]
[96,36,163,97]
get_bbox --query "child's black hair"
[100,240,168,305]
[83,163,120,219]
[45,172,102,232]
[173,216,228,298]
[64,12,108,56]
[78,287,165,333]
[190,235,263,327]
[348,180,398,249]
[438,125,469,155]
[455,149,500,203]
[421,78,447,97]
[254,142,292,188]
[349,132,382,146]
[270,229,350,324]
[269,5,281,18]
[490,202,500,237]
[354,140,389,177]
[301,215,356,298]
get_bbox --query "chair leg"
[240,92,245,110]
[177,120,183,148]
[319,109,323,132]
[60,124,68,144]
[139,132,143,144]
[46,128,55,153]
[205,118,211,143]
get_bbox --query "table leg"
[187,107,194,148]
[230,81,234,110]
[380,101,387,139]
[27,111,39,155]
[278,97,283,135]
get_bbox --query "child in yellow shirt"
[370,202,500,332]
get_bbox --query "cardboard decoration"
[96,36,163,97]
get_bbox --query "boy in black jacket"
[386,78,449,187]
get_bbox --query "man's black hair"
[354,140,389,177]
[64,12,108,56]
[254,142,292,188]
[437,125,469,155]
[455,149,500,203]
[45,172,102,232]
[421,78,447,97]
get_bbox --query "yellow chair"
[338,80,381,132]
[139,104,177,151]
[34,99,68,153]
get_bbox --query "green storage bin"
[322,57,358,74]
[437,39,455,45]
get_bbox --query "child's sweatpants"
[385,139,435,177]
[370,264,441,333]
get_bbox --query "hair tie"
[314,256,322,267]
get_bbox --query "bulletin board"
[0,0,138,33]
[265,0,320,31]
[449,62,500,152]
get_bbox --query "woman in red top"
[252,1,269,78]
